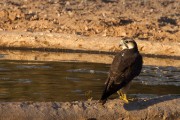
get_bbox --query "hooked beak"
[119,40,124,47]
[119,40,128,48]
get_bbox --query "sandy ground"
[0,0,179,42]
[0,95,179,120]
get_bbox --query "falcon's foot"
[117,90,132,103]
[85,90,93,102]
[119,93,129,103]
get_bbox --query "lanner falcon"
[100,38,143,104]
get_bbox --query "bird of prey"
[100,38,143,104]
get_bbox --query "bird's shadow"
[123,95,180,111]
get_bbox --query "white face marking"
[122,45,128,50]
[127,42,135,49]
[119,39,135,50]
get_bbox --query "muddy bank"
[0,32,180,57]
[0,50,180,67]
[0,95,179,120]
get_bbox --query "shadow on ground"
[123,95,180,111]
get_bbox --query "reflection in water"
[0,60,179,102]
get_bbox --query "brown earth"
[0,95,179,120]
[0,0,179,42]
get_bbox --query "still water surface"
[0,60,179,102]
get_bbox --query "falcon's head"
[119,38,138,50]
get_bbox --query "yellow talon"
[120,94,129,103]
[85,90,93,101]
[117,90,129,103]
[88,97,93,102]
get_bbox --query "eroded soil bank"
[0,95,179,120]
[0,50,180,67]
[0,31,180,57]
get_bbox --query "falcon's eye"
[125,41,129,43]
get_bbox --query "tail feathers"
[99,89,109,105]
[100,81,127,105]
[99,99,107,105]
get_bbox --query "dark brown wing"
[100,50,142,104]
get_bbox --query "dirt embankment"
[0,31,179,67]
[1,49,180,67]
[0,0,179,63]
[0,31,180,57]
[0,0,179,42]
[0,95,179,120]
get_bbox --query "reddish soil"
[0,0,179,42]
